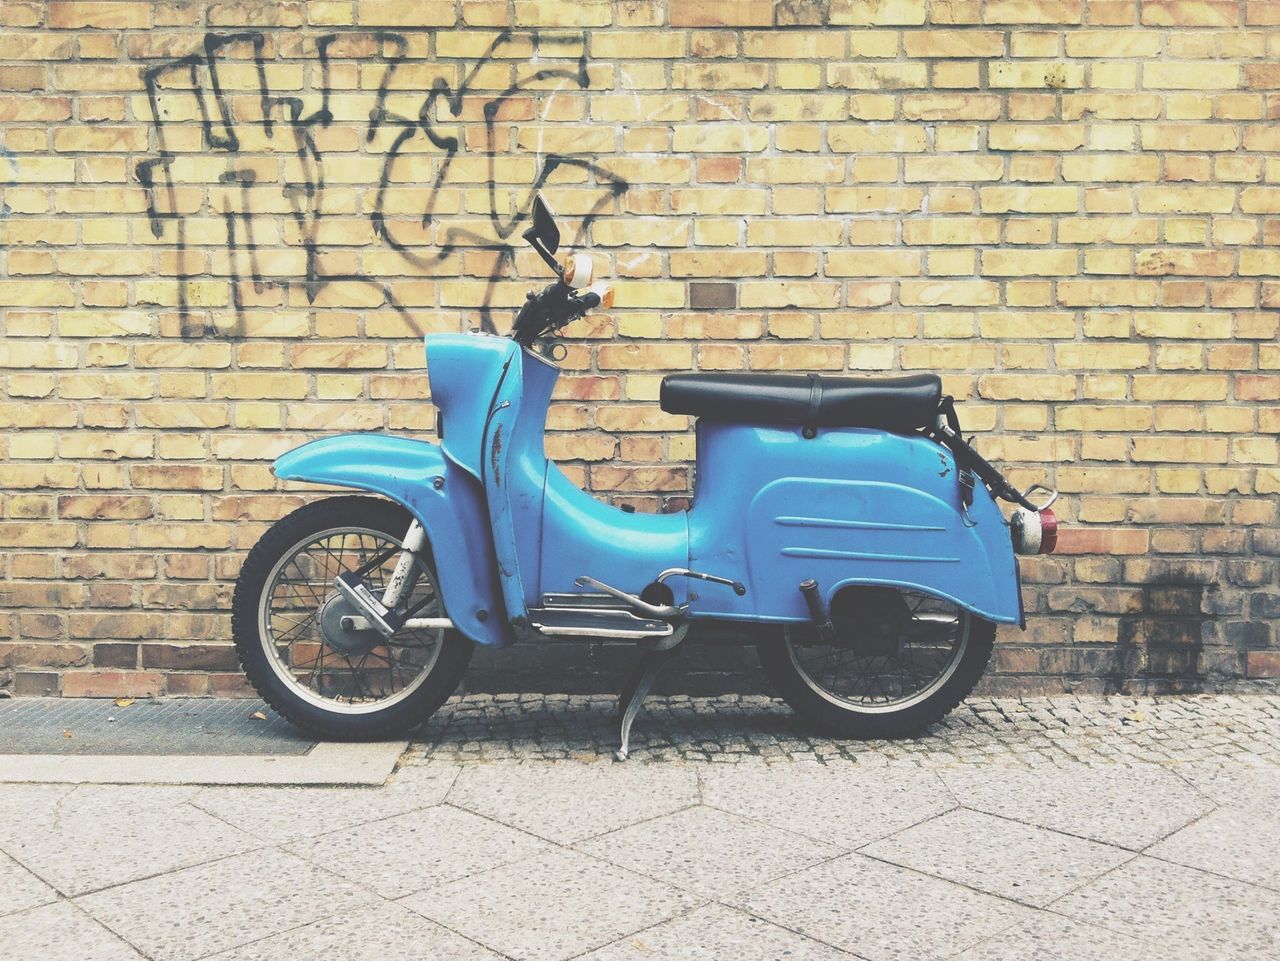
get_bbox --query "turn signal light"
[562,253,593,286]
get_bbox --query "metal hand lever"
[574,576,684,619]
[1018,483,1058,511]
[656,568,747,596]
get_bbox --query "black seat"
[660,371,942,433]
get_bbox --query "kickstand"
[615,648,674,762]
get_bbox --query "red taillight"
[1038,508,1058,554]
[1012,506,1059,556]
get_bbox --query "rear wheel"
[757,587,994,739]
[231,496,473,740]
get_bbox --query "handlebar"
[574,289,602,312]
[510,276,612,348]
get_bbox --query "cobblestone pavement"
[409,692,1280,767]
[3,695,1278,961]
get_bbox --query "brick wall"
[1,0,1277,698]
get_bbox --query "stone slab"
[0,739,408,785]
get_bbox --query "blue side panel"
[687,422,1021,625]
[274,434,514,647]
[425,333,515,481]
[540,465,690,599]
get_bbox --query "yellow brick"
[903,30,1004,58]
[980,186,1078,213]
[905,156,1004,182]
[988,124,1085,151]
[982,250,1077,276]
[48,1,151,28]
[904,218,1001,245]
[739,281,841,308]
[672,125,769,152]
[828,125,927,153]
[742,30,844,59]
[831,0,927,25]
[900,280,999,306]
[1137,187,1235,214]
[1145,61,1239,89]
[825,250,922,276]
[990,62,1084,89]
[747,219,844,247]
[828,63,928,90]
[985,0,1084,24]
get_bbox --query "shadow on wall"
[1108,571,1210,695]
[137,30,629,339]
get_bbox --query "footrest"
[528,607,673,639]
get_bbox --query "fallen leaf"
[63,729,74,739]
[1124,711,1146,723]
[113,697,136,708]
[250,711,268,721]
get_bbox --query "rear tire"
[757,594,995,739]
[231,496,473,740]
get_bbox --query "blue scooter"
[232,197,1060,758]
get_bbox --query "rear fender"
[274,433,513,647]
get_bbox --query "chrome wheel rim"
[784,590,970,714]
[257,526,444,714]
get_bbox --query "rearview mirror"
[523,196,560,255]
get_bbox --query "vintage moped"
[232,197,1060,758]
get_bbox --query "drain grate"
[0,698,314,756]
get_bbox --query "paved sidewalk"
[1,694,1277,960]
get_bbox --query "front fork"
[334,520,456,636]
[381,519,427,609]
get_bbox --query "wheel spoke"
[257,524,445,714]
[785,591,969,711]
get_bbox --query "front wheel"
[757,587,995,739]
[231,496,473,740]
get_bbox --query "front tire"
[757,588,995,739]
[231,496,473,740]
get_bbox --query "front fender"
[274,434,513,647]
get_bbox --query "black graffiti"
[138,30,629,338]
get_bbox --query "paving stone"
[1054,856,1280,960]
[0,850,58,915]
[286,804,549,899]
[860,809,1132,907]
[0,901,144,961]
[409,693,1280,767]
[0,784,260,896]
[448,760,699,843]
[1177,762,1280,809]
[1148,806,1280,891]
[577,903,859,961]
[732,853,1034,961]
[953,913,1155,961]
[940,765,1213,849]
[77,848,375,961]
[203,900,503,961]
[191,764,459,844]
[577,804,840,899]
[402,848,700,961]
[0,783,75,823]
[700,764,955,848]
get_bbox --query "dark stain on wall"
[1107,571,1209,694]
